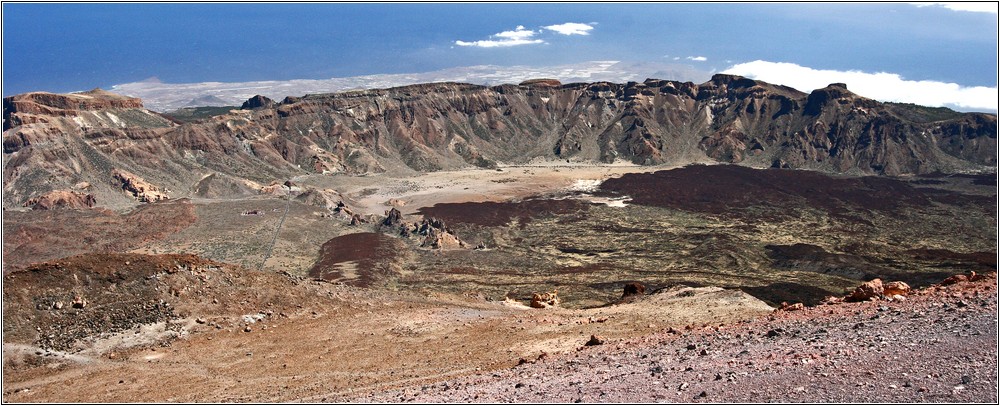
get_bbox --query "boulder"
[820,296,844,305]
[778,302,805,311]
[846,278,883,302]
[350,214,366,226]
[621,282,646,299]
[771,159,791,169]
[530,290,560,309]
[941,274,969,286]
[584,335,605,346]
[883,281,911,296]
[71,296,87,309]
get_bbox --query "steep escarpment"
[2,76,995,208]
[3,89,147,130]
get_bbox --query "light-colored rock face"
[3,77,996,209]
[112,169,169,202]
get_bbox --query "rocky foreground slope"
[3,75,996,208]
[345,275,998,403]
[2,251,995,403]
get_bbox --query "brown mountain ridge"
[2,75,995,208]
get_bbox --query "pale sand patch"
[296,162,677,218]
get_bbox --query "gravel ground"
[343,276,998,403]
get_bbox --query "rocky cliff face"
[2,76,996,208]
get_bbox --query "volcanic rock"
[350,214,366,226]
[777,302,805,311]
[421,227,465,250]
[622,282,647,299]
[530,290,560,309]
[941,274,969,286]
[71,296,88,309]
[3,89,146,130]
[771,159,791,169]
[383,208,403,227]
[883,281,911,296]
[584,334,605,346]
[846,279,884,302]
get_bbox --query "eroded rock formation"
[23,190,97,210]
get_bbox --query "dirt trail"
[259,195,291,270]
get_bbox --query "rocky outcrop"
[422,227,464,250]
[530,290,560,308]
[23,190,97,210]
[241,95,276,110]
[112,169,169,202]
[383,208,403,227]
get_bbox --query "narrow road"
[260,196,291,271]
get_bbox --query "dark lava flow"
[308,232,406,287]
[316,165,995,307]
[417,198,586,227]
[597,164,995,220]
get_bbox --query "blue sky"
[2,3,997,110]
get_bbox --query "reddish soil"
[2,199,197,270]
[342,275,999,403]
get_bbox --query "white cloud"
[543,22,594,35]
[723,60,998,112]
[686,56,708,62]
[455,25,545,48]
[913,2,999,13]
